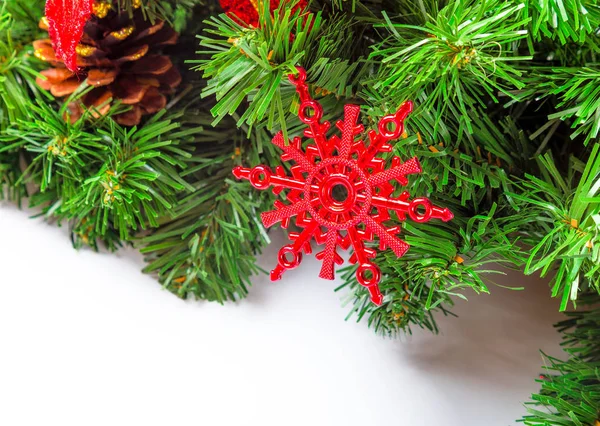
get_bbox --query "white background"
[0,202,565,426]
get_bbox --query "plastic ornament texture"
[45,0,94,72]
[233,67,454,305]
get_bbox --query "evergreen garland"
[1,0,599,421]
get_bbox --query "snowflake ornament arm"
[233,67,453,306]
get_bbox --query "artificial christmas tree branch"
[525,0,600,44]
[508,144,600,310]
[523,295,600,426]
[137,107,276,301]
[194,5,328,132]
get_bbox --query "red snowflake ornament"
[233,67,453,305]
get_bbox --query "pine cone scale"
[117,45,149,63]
[129,21,165,43]
[122,55,172,75]
[136,77,161,87]
[114,77,151,104]
[115,107,142,126]
[87,68,118,86]
[34,4,181,126]
[158,67,182,89]
[33,39,59,64]
[51,80,81,97]
[140,88,167,114]
[38,68,75,85]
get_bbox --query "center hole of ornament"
[284,252,295,262]
[319,176,356,214]
[303,105,316,118]
[332,184,349,202]
[415,204,427,215]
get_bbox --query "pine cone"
[34,3,182,126]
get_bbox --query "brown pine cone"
[34,2,182,126]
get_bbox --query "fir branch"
[0,0,44,44]
[507,144,600,310]
[523,356,600,426]
[393,106,533,207]
[0,149,24,203]
[137,111,273,302]
[519,66,600,145]
[341,204,525,335]
[194,1,370,133]
[193,1,325,132]
[369,0,531,134]
[3,102,198,244]
[116,0,202,30]
[524,0,600,44]
[522,297,600,426]
[2,100,108,192]
[66,114,195,240]
[556,298,600,361]
[0,4,49,131]
[339,261,456,336]
[0,3,48,202]
[139,177,271,302]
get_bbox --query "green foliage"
[508,144,600,310]
[2,101,198,243]
[0,0,44,44]
[117,0,202,30]
[139,176,271,302]
[369,0,531,134]
[340,203,528,335]
[0,0,47,202]
[557,298,600,360]
[394,108,532,207]
[521,66,600,145]
[66,115,196,240]
[525,0,600,44]
[0,2,46,131]
[191,0,600,362]
[137,110,274,302]
[524,356,600,426]
[0,0,279,296]
[0,145,24,203]
[340,261,456,336]
[194,0,373,137]
[193,1,326,133]
[3,99,107,192]
[522,297,600,426]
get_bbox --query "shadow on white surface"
[0,203,564,426]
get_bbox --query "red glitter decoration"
[45,0,94,72]
[220,0,308,28]
[233,67,454,305]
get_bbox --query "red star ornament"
[233,67,454,305]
